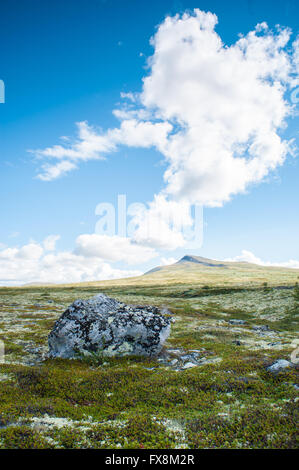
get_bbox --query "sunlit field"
[0,266,298,448]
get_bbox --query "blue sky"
[0,0,298,285]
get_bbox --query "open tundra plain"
[0,259,298,449]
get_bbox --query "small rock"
[199,357,222,365]
[182,362,198,370]
[229,319,246,325]
[252,325,270,332]
[167,349,182,356]
[198,356,207,363]
[180,354,196,362]
[267,359,292,373]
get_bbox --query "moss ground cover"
[0,284,298,448]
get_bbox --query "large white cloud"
[16,243,44,260]
[30,9,299,251]
[75,233,157,264]
[0,235,144,286]
[141,12,296,206]
[33,10,298,195]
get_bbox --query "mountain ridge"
[12,254,299,288]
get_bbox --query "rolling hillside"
[140,255,299,287]
[15,255,299,289]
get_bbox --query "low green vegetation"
[0,283,298,449]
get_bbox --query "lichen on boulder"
[48,293,173,359]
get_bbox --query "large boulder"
[48,294,173,359]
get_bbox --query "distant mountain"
[140,254,299,287]
[144,255,227,275]
[19,255,299,289]
[177,255,227,267]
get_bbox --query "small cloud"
[160,257,177,266]
[224,250,299,269]
[37,161,77,181]
[120,91,137,102]
[43,235,60,251]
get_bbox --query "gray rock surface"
[267,359,292,373]
[229,319,246,325]
[182,362,198,370]
[252,325,270,332]
[155,347,222,371]
[48,294,173,359]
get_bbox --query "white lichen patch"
[0,372,14,382]
[155,417,188,449]
[30,415,78,430]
